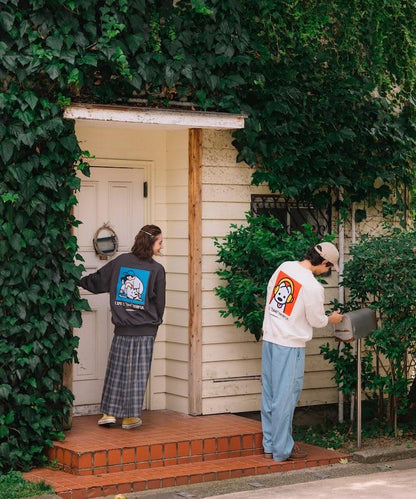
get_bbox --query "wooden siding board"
[202,201,250,220]
[203,342,262,362]
[202,184,253,203]
[203,379,261,397]
[203,359,261,379]
[165,290,188,310]
[202,395,261,415]
[165,359,189,380]
[203,326,257,345]
[202,165,252,185]
[166,377,189,397]
[166,394,188,414]
[165,325,188,343]
[165,341,189,362]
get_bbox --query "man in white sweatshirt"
[261,242,344,461]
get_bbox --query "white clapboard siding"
[150,129,190,413]
[203,359,261,379]
[199,129,341,414]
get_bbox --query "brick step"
[25,444,349,499]
[48,412,263,475]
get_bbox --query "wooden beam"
[65,104,246,129]
[188,128,203,415]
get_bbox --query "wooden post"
[188,128,203,415]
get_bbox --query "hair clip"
[140,229,153,237]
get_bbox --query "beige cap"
[314,242,340,271]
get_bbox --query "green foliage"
[320,230,416,431]
[214,214,332,340]
[293,422,350,450]
[231,1,416,208]
[0,471,54,499]
[0,89,90,472]
[1,0,416,470]
[293,414,416,451]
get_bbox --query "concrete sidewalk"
[131,447,416,499]
[207,466,416,499]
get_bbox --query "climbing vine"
[0,0,416,471]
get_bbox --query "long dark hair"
[131,224,161,261]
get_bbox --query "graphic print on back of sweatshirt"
[116,267,150,309]
[269,270,302,318]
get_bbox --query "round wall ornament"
[93,223,119,260]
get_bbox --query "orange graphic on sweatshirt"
[269,271,302,317]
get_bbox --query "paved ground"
[35,445,416,499]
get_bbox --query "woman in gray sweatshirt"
[79,225,166,429]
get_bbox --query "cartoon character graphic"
[272,278,294,311]
[116,267,150,306]
[119,273,144,300]
[269,271,302,317]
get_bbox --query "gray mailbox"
[334,308,377,341]
[334,307,377,448]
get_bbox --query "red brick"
[178,441,190,457]
[150,444,163,459]
[117,482,132,494]
[176,476,189,486]
[93,451,107,468]
[132,481,146,492]
[203,438,216,453]
[229,436,241,451]
[122,447,135,464]
[71,490,87,499]
[164,442,177,458]
[191,439,203,455]
[108,449,121,466]
[86,486,103,498]
[102,485,117,496]
[134,445,147,461]
[148,479,161,489]
[162,477,175,487]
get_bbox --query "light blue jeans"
[261,340,305,461]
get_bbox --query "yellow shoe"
[98,414,116,425]
[122,417,142,429]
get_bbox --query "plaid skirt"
[100,335,155,418]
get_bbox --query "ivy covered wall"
[0,0,415,472]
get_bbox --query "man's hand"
[328,310,344,324]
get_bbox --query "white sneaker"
[98,414,116,425]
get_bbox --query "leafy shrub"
[0,471,53,499]
[0,94,90,472]
[320,229,416,433]
[214,213,333,340]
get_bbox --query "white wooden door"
[73,166,145,415]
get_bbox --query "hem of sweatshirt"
[114,325,158,337]
[262,336,308,348]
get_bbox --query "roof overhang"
[64,103,246,130]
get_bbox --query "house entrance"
[73,166,145,415]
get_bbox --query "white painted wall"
[73,120,347,417]
[199,129,342,414]
[73,121,189,413]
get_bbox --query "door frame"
[64,105,246,418]
[70,159,153,416]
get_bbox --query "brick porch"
[24,410,349,498]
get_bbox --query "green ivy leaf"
[0,141,14,163]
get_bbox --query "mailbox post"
[334,308,377,448]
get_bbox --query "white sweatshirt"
[262,261,329,348]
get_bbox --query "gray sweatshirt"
[79,253,166,337]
